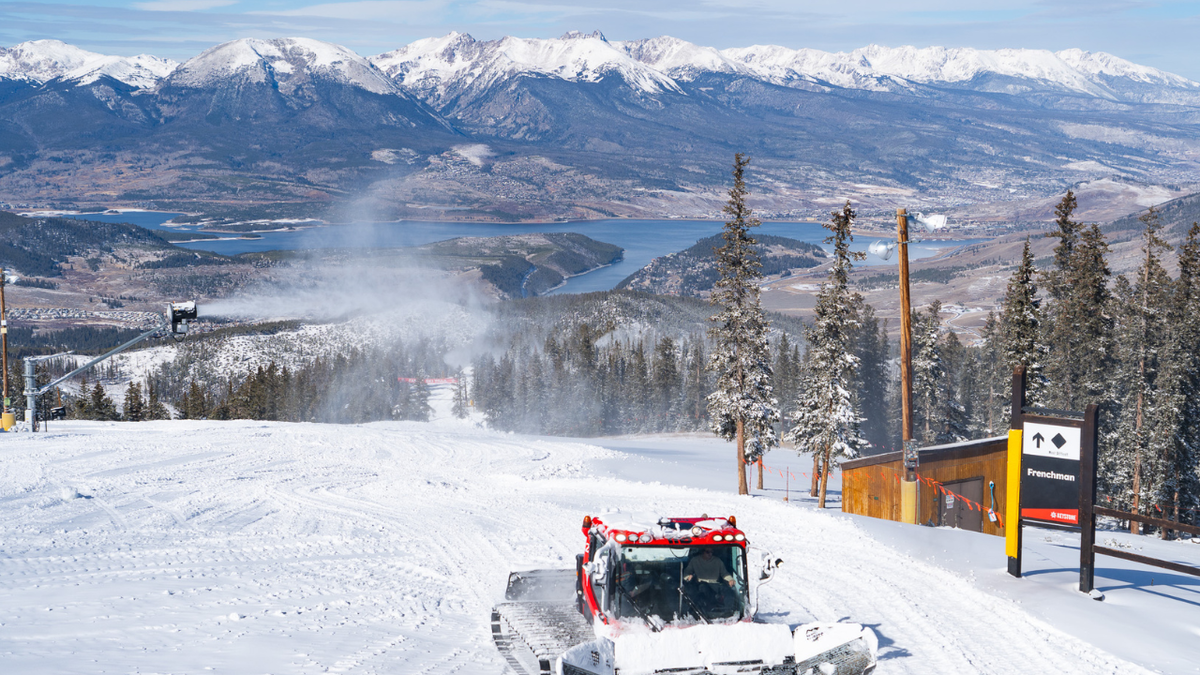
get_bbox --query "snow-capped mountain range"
[2,33,1196,103]
[4,32,1200,219]
[0,39,176,89]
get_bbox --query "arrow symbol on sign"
[1032,432,1045,448]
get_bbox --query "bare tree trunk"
[818,451,830,509]
[757,457,764,490]
[1132,242,1151,536]
[1132,388,1143,535]
[737,418,748,495]
[810,454,820,497]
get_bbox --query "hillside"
[0,210,176,278]
[618,233,826,297]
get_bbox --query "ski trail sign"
[1020,422,1082,525]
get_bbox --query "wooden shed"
[841,436,1009,537]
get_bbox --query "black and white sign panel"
[1021,422,1081,525]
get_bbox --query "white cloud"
[259,0,449,20]
[133,0,237,11]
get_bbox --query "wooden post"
[0,267,7,409]
[896,210,914,455]
[1007,366,1026,578]
[897,209,919,524]
[1079,403,1099,593]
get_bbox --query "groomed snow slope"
[0,417,1176,675]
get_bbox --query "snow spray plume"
[198,212,495,371]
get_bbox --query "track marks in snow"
[0,420,1151,675]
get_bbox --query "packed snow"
[2,386,1196,674]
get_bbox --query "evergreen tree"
[936,330,972,444]
[72,374,92,419]
[707,154,780,495]
[910,301,946,445]
[412,372,433,422]
[853,304,891,451]
[146,380,171,420]
[785,201,866,508]
[451,370,470,419]
[652,337,681,430]
[1108,207,1174,533]
[1000,239,1047,405]
[122,381,145,422]
[89,382,119,421]
[1163,223,1200,529]
[1042,191,1114,411]
[975,311,1008,436]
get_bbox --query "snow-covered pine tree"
[1000,239,1047,406]
[652,336,681,430]
[146,380,171,420]
[910,301,946,445]
[853,302,892,450]
[1042,191,1114,411]
[785,200,866,508]
[90,382,119,421]
[707,154,779,495]
[974,311,1007,435]
[451,370,469,419]
[1107,207,1174,534]
[1164,223,1200,529]
[123,381,145,422]
[936,330,973,444]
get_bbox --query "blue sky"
[3,0,1199,79]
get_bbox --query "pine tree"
[123,381,145,422]
[89,382,119,421]
[451,370,470,419]
[412,372,433,422]
[1164,223,1200,529]
[652,337,681,431]
[73,374,92,419]
[145,380,171,420]
[785,200,866,508]
[853,304,891,451]
[1108,207,1174,534]
[1042,191,1113,411]
[707,153,780,495]
[910,301,946,445]
[975,311,1008,436]
[936,330,972,444]
[1000,239,1047,406]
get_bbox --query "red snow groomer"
[490,513,877,675]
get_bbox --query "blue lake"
[67,212,987,295]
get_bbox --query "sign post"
[1005,367,1025,578]
[1006,366,1098,586]
[1078,404,1099,593]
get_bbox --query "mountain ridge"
[2,35,1195,103]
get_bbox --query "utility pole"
[897,209,918,524]
[1,267,8,407]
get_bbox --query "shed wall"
[841,437,1009,537]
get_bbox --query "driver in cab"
[683,547,735,587]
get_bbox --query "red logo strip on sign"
[1021,508,1078,525]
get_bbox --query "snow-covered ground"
[1,393,1196,674]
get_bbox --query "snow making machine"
[491,513,877,675]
